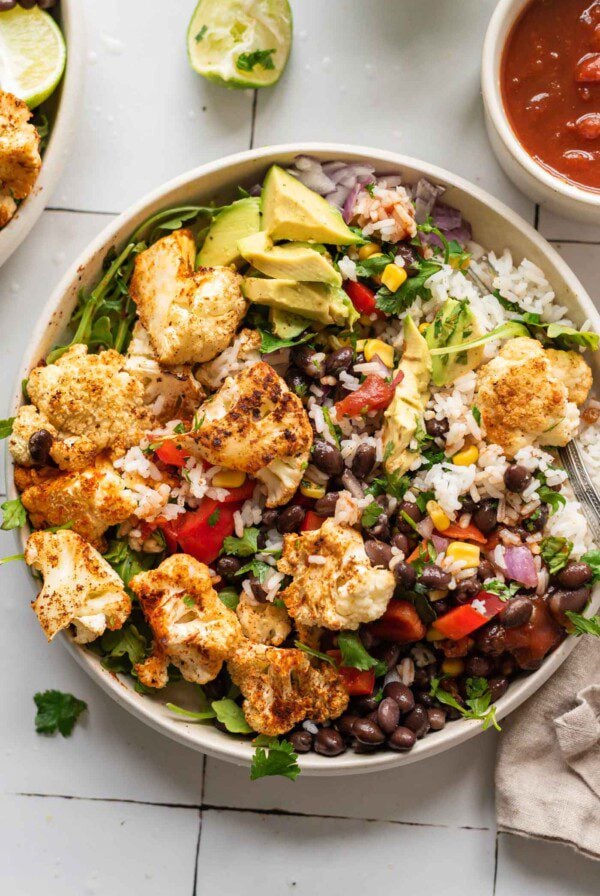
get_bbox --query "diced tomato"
[575,53,600,82]
[334,371,403,418]
[327,651,375,696]
[433,591,505,641]
[504,598,563,670]
[166,498,237,564]
[442,522,488,545]
[344,281,382,316]
[155,439,190,468]
[218,478,256,504]
[301,511,326,532]
[369,599,427,643]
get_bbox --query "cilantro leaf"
[0,417,14,438]
[540,536,573,575]
[258,328,313,354]
[34,690,87,737]
[416,490,435,514]
[536,484,566,515]
[581,549,600,583]
[471,406,481,425]
[212,698,253,734]
[481,580,521,600]
[355,252,394,279]
[430,676,501,731]
[103,536,160,590]
[337,630,386,675]
[361,500,385,528]
[99,624,147,673]
[375,259,442,316]
[369,470,411,501]
[417,219,451,263]
[223,527,260,557]
[207,508,220,527]
[236,559,272,583]
[322,407,342,448]
[218,586,240,610]
[236,48,276,72]
[1,496,26,530]
[250,737,301,781]
[295,641,336,665]
[565,611,600,637]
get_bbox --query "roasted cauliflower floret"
[24,530,131,644]
[545,348,593,407]
[0,189,17,228]
[187,362,313,507]
[475,337,586,458]
[278,519,395,630]
[0,91,41,205]
[130,554,242,689]
[20,460,136,549]
[236,592,292,646]
[228,642,349,736]
[19,344,156,470]
[129,229,247,366]
[8,404,58,467]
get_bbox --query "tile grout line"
[46,206,119,217]
[191,760,208,895]
[492,831,499,895]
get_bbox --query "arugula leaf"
[545,322,599,352]
[223,527,260,557]
[565,611,600,637]
[236,559,272,583]
[236,48,276,72]
[428,320,529,357]
[212,698,253,734]
[430,676,500,731]
[103,537,160,590]
[295,641,336,665]
[258,328,313,354]
[536,484,566,515]
[34,690,87,737]
[250,737,301,781]
[355,252,393,279]
[0,552,24,566]
[581,549,600,583]
[375,259,442,316]
[0,417,14,438]
[337,630,386,675]
[218,586,240,610]
[1,496,26,530]
[99,624,147,673]
[166,703,215,720]
[540,536,573,575]
[482,580,521,600]
[361,500,385,528]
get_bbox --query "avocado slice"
[238,231,342,286]
[243,277,359,327]
[270,308,312,339]
[198,197,260,268]
[261,165,361,246]
[382,316,432,475]
[425,299,484,386]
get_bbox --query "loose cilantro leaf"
[419,444,446,469]
[355,252,393,280]
[540,536,573,575]
[223,527,260,557]
[337,630,386,676]
[471,406,481,425]
[536,484,566,515]
[1,496,26,530]
[212,698,253,734]
[295,641,336,665]
[34,690,87,737]
[565,611,600,637]
[218,587,240,610]
[482,580,521,600]
[195,24,208,42]
[258,328,313,354]
[235,558,273,582]
[99,624,147,673]
[250,737,301,781]
[236,48,276,72]
[103,537,160,590]
[383,440,394,462]
[430,676,500,731]
[369,471,411,501]
[361,500,385,528]
[414,415,432,449]
[375,259,442,316]
[581,549,600,583]
[207,508,220,527]
[0,417,14,438]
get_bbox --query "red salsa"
[501,0,600,191]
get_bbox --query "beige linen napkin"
[495,637,600,861]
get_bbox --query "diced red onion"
[504,546,538,588]
[414,178,445,223]
[376,174,404,189]
[416,517,434,539]
[383,668,401,687]
[248,183,262,196]
[431,533,450,553]
[288,156,337,194]
[432,202,462,231]
[342,182,361,222]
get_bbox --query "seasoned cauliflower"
[236,591,292,646]
[130,554,242,689]
[8,404,58,467]
[475,337,589,458]
[20,460,136,549]
[19,344,156,470]
[0,189,17,228]
[0,91,41,211]
[129,229,247,366]
[125,322,204,422]
[278,519,395,630]
[228,642,349,736]
[24,530,131,644]
[187,362,313,507]
[545,348,593,407]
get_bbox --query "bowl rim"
[8,142,600,775]
[0,0,86,267]
[481,0,600,209]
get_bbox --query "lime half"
[0,6,66,108]
[187,0,292,89]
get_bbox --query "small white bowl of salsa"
[482,0,600,224]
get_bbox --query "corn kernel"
[358,242,381,260]
[300,481,326,499]
[381,263,408,293]
[426,626,446,642]
[446,542,481,568]
[364,338,394,368]
[452,445,479,466]
[449,256,471,271]
[429,589,447,602]
[426,499,450,532]
[441,658,465,677]
[418,322,430,335]
[212,469,246,488]
[356,339,367,351]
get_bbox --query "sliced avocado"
[198,197,260,268]
[382,316,432,475]
[261,165,361,246]
[270,308,311,339]
[425,299,484,386]
[243,277,359,327]
[238,231,342,285]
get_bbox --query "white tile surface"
[538,207,600,244]
[495,833,600,896]
[0,794,199,896]
[550,242,600,310]
[197,809,495,896]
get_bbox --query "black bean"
[425,417,449,439]
[325,346,353,374]
[504,464,533,493]
[472,500,498,535]
[313,493,339,517]
[464,655,493,678]
[291,344,322,377]
[354,695,379,715]
[433,599,449,615]
[383,682,415,714]
[417,564,451,589]
[390,532,410,555]
[454,577,480,604]
[247,575,267,603]
[336,713,359,738]
[28,429,53,465]
[285,366,310,397]
[359,629,380,651]
[18,0,36,6]
[498,654,517,677]
[427,707,447,731]
[488,677,509,702]
[261,508,279,529]
[387,726,417,751]
[314,728,346,756]
[276,504,306,534]
[353,718,386,745]
[413,666,436,689]
[415,690,435,707]
[351,443,376,479]
[549,587,591,627]
[476,622,506,656]
[215,555,242,580]
[290,730,313,753]
[0,2,17,11]
[397,501,423,535]
[393,561,417,590]
[370,518,390,541]
[524,505,549,533]
[377,697,401,734]
[312,441,344,476]
[365,539,393,569]
[557,561,593,589]
[477,559,495,582]
[378,644,401,671]
[341,468,364,497]
[403,705,430,738]
[395,244,420,276]
[499,596,533,629]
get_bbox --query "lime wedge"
[187,0,292,89]
[0,7,66,108]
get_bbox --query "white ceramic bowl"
[0,1,85,268]
[9,144,600,775]
[482,0,600,225]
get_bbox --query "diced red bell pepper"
[504,598,563,670]
[327,650,375,696]
[165,498,237,564]
[442,522,488,545]
[334,371,403,418]
[155,439,190,468]
[433,591,505,641]
[369,599,427,643]
[344,281,382,316]
[217,478,256,504]
[301,511,326,531]
[575,53,600,82]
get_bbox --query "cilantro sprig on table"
[250,737,300,781]
[34,690,87,737]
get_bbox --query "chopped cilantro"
[195,24,208,42]
[99,624,148,673]
[565,611,600,637]
[536,484,566,515]
[103,536,159,590]
[207,507,221,527]
[322,406,342,448]
[430,676,500,730]
[258,327,312,354]
[361,500,385,528]
[365,182,376,197]
[337,630,387,676]
[222,527,260,557]
[236,48,276,72]
[1,496,26,530]
[482,580,521,600]
[581,549,600,583]
[400,509,420,533]
[370,470,410,501]
[540,536,573,575]
[236,558,272,583]
[218,587,240,611]
[375,259,442,316]
[355,252,393,280]
[34,690,87,737]
[415,490,435,514]
[250,737,301,781]
[0,417,14,439]
[182,594,196,608]
[471,406,481,425]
